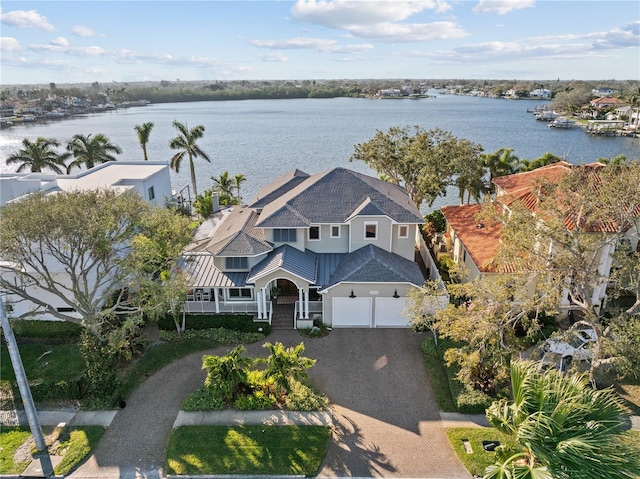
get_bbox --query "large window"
[273,228,297,242]
[228,288,253,300]
[309,226,320,240]
[225,257,248,269]
[364,222,377,239]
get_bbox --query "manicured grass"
[0,428,32,474]
[420,336,463,412]
[446,427,512,477]
[0,426,104,475]
[0,343,84,383]
[166,425,331,476]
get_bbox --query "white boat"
[535,110,559,121]
[549,117,576,129]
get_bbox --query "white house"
[179,168,444,329]
[1,161,175,321]
[529,89,552,99]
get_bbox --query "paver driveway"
[70,328,471,479]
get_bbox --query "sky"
[1,0,639,85]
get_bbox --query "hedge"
[6,320,82,343]
[158,313,270,335]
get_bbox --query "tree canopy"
[0,189,193,334]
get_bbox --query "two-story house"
[440,162,640,316]
[180,167,435,328]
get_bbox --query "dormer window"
[364,222,377,239]
[225,257,248,270]
[273,229,297,242]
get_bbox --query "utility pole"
[0,302,53,477]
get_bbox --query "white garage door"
[375,297,410,327]
[332,297,372,327]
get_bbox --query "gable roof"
[247,244,317,284]
[185,207,271,256]
[249,169,310,209]
[255,167,423,228]
[492,161,573,199]
[321,244,425,289]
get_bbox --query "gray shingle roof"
[249,169,310,209]
[247,245,317,284]
[321,244,425,290]
[255,168,423,228]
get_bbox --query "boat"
[535,110,559,121]
[549,117,576,129]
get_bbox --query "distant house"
[529,89,552,99]
[377,88,403,98]
[592,87,616,97]
[179,167,444,329]
[439,162,639,315]
[590,96,627,110]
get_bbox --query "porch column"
[262,287,268,319]
[257,288,263,319]
[214,287,220,313]
[304,289,309,319]
[298,287,304,319]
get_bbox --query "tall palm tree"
[134,122,154,161]
[169,120,210,198]
[233,173,246,202]
[211,171,234,197]
[66,133,121,172]
[484,360,640,479]
[482,148,521,187]
[5,137,69,174]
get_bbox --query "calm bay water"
[1,94,638,208]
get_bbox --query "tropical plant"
[202,345,253,403]
[193,189,214,218]
[5,137,70,174]
[262,342,316,395]
[211,171,234,197]
[134,122,154,161]
[483,359,640,479]
[66,133,122,172]
[482,148,521,188]
[233,173,246,202]
[518,152,563,172]
[169,120,210,198]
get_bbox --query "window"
[398,225,409,238]
[364,222,377,239]
[57,307,76,313]
[330,225,340,238]
[273,229,297,242]
[228,288,253,299]
[309,226,320,240]
[147,186,155,201]
[225,257,248,269]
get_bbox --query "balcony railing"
[183,300,272,324]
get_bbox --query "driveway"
[70,328,470,479]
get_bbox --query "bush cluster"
[158,313,270,335]
[159,328,265,345]
[8,319,82,342]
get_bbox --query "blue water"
[1,95,638,208]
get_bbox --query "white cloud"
[0,9,55,30]
[72,25,105,38]
[290,0,463,42]
[258,52,289,62]
[472,0,535,15]
[50,36,68,47]
[251,37,373,53]
[0,36,21,52]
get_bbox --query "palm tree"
[134,122,154,161]
[66,133,121,172]
[483,359,640,479]
[169,120,210,198]
[5,137,69,174]
[211,171,234,196]
[202,345,252,403]
[482,148,521,187]
[233,173,246,202]
[262,342,316,395]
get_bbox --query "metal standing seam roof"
[179,254,248,288]
[255,167,423,228]
[321,244,425,290]
[246,245,317,284]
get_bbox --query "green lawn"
[0,426,105,475]
[166,425,331,476]
[446,427,512,477]
[0,343,84,383]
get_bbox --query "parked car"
[541,328,597,371]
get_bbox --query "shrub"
[182,387,225,411]
[234,391,276,411]
[159,328,265,345]
[8,319,82,342]
[284,380,329,411]
[456,387,492,414]
[30,378,84,402]
[158,313,270,334]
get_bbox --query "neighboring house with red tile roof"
[589,96,627,110]
[440,161,639,314]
